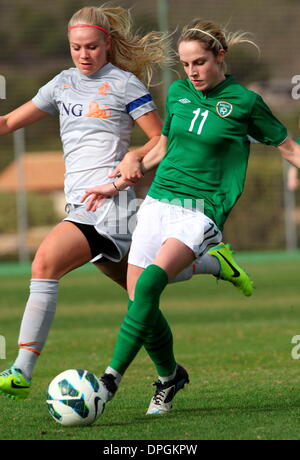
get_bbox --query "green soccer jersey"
[148,75,288,230]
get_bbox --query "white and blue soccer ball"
[47,369,105,426]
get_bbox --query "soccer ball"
[47,369,105,426]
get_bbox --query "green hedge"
[0,192,59,233]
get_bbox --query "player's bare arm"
[277,137,300,169]
[140,134,168,173]
[107,134,168,188]
[81,183,119,212]
[0,101,48,136]
[81,135,168,212]
[111,134,168,188]
[109,110,162,182]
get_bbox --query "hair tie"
[68,24,110,35]
[187,28,223,49]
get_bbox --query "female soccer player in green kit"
[0,7,250,403]
[83,17,300,416]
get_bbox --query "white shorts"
[64,189,137,263]
[128,196,222,269]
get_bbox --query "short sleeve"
[31,74,61,115]
[125,75,156,120]
[247,94,288,146]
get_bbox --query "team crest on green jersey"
[216,101,233,118]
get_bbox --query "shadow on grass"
[166,402,300,417]
[94,404,300,428]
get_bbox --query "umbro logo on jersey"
[179,98,191,104]
[216,101,233,118]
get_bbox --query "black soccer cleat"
[146,364,189,414]
[98,373,118,403]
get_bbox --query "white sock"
[104,366,122,386]
[170,265,194,283]
[171,254,220,284]
[193,254,220,276]
[14,349,38,382]
[158,364,177,384]
[14,279,58,380]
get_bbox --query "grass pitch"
[0,252,300,440]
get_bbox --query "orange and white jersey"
[32,63,156,204]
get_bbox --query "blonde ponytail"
[178,19,259,56]
[225,30,260,54]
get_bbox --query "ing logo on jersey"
[85,101,112,119]
[98,82,110,95]
[216,101,233,118]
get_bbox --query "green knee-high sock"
[109,265,171,375]
[127,298,176,377]
[143,311,176,377]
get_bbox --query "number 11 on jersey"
[189,108,209,135]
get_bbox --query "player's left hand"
[81,184,118,212]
